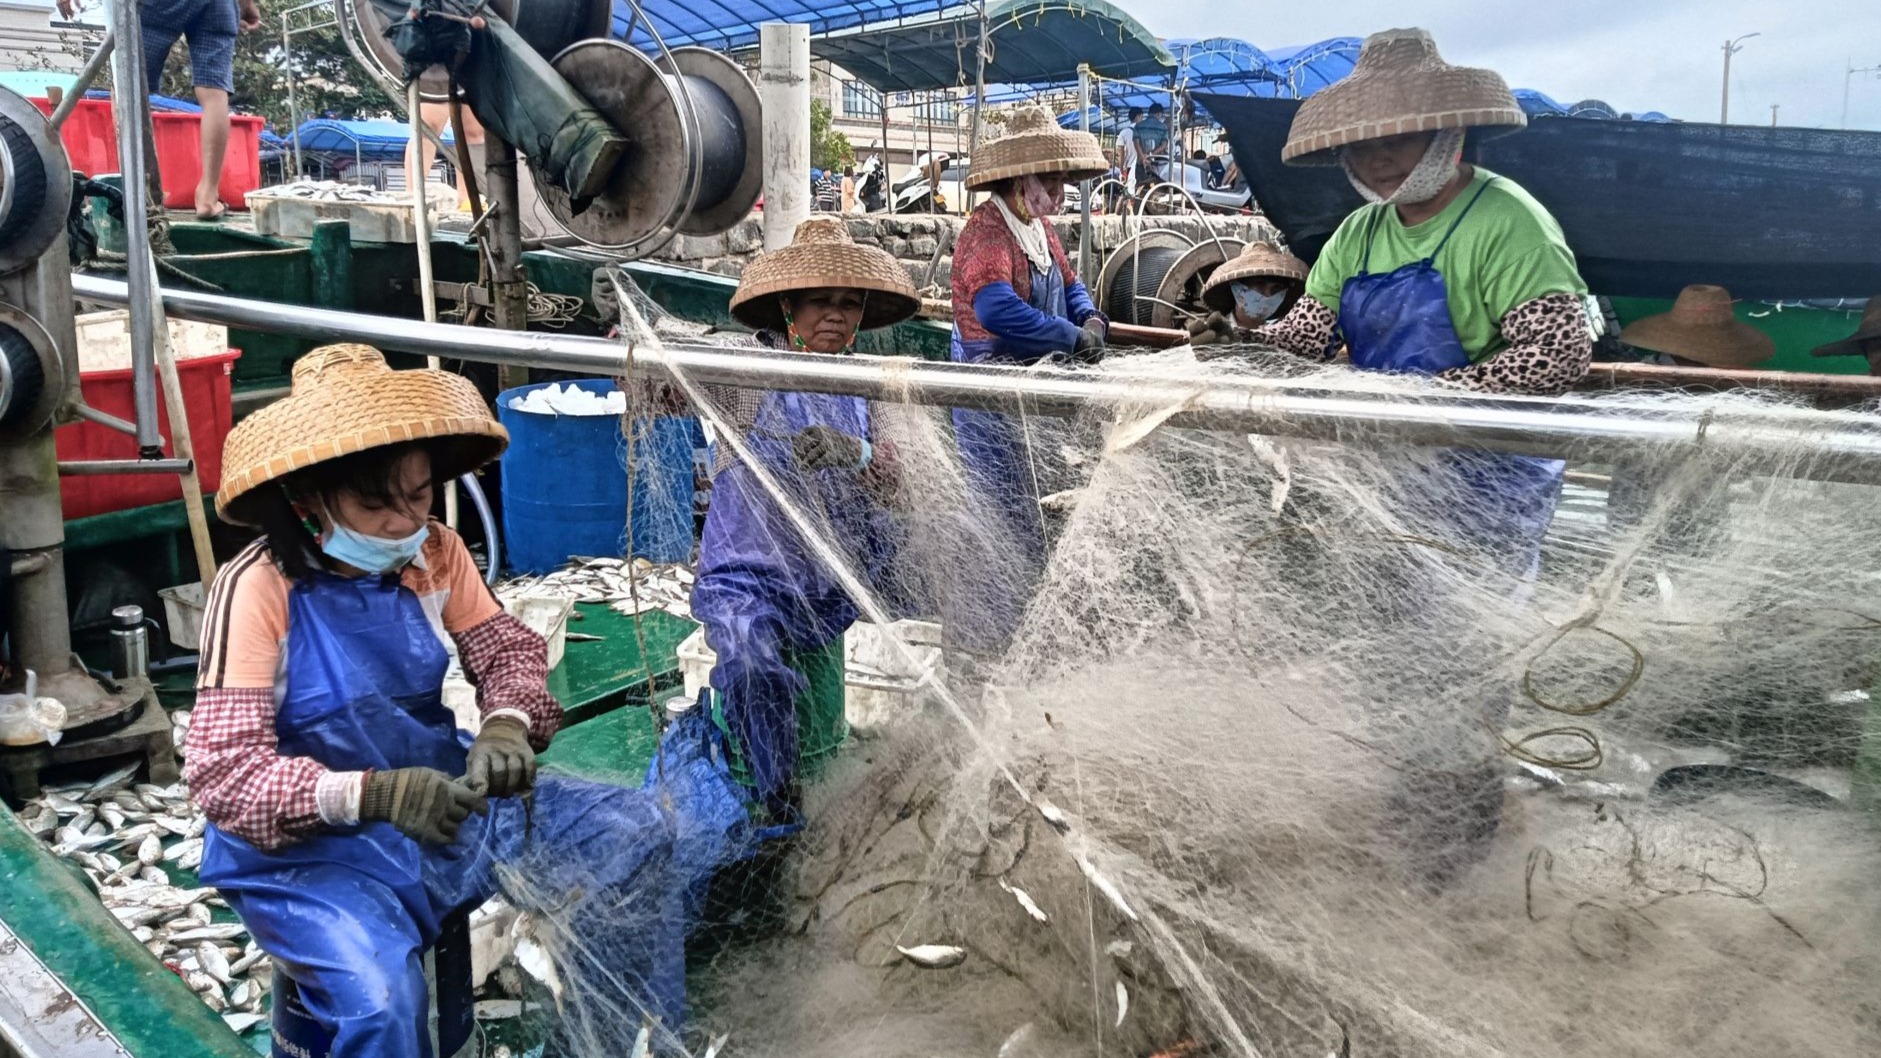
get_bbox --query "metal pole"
[71,275,1881,485]
[1846,62,1881,129]
[49,30,112,131]
[285,12,302,177]
[758,22,811,250]
[408,81,440,346]
[1770,104,1779,126]
[880,88,892,214]
[104,0,162,454]
[1720,40,1730,124]
[483,133,529,392]
[968,0,989,155]
[1077,65,1093,282]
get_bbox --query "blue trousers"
[224,776,680,1058]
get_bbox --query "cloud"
[1150,0,1881,128]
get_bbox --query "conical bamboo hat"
[730,216,919,332]
[1283,29,1525,166]
[216,344,507,525]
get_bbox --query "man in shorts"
[60,0,261,219]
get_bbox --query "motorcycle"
[855,154,888,213]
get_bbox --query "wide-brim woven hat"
[1811,297,1881,358]
[1199,242,1311,313]
[216,344,508,525]
[967,105,1108,190]
[1619,285,1776,368]
[1283,28,1526,166]
[729,216,919,333]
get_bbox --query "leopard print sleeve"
[1251,295,1340,361]
[1437,292,1592,396]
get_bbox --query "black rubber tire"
[0,112,48,252]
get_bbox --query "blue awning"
[808,0,1173,94]
[610,0,955,52]
[288,119,453,162]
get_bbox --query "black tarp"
[1200,95,1881,300]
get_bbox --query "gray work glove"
[360,767,488,845]
[1190,313,1242,360]
[465,716,537,798]
[1071,318,1107,364]
[792,425,866,471]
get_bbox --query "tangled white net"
[497,279,1881,1058]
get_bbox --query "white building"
[0,0,87,75]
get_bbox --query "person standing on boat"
[947,106,1110,658]
[690,217,921,819]
[1187,241,1310,346]
[186,346,683,1056]
[1229,28,1594,884]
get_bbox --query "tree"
[810,98,854,171]
[54,0,397,129]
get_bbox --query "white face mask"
[1340,127,1467,206]
[1231,282,1287,323]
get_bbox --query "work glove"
[1072,319,1108,365]
[792,425,867,471]
[360,767,488,845]
[1190,313,1241,360]
[465,716,537,798]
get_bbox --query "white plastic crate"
[157,581,206,651]
[678,620,944,732]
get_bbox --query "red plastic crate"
[27,97,263,210]
[54,350,242,521]
[152,111,264,210]
[28,97,119,179]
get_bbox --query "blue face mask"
[1231,282,1287,324]
[320,520,429,574]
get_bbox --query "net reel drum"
[0,88,72,441]
[1097,230,1243,329]
[533,39,762,254]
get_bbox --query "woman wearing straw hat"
[1241,29,1596,886]
[1187,241,1310,345]
[692,216,920,817]
[1242,28,1594,560]
[948,105,1111,655]
[185,346,682,1056]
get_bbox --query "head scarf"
[993,180,1055,275]
[1340,127,1466,206]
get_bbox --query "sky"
[1148,0,1881,130]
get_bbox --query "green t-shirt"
[1304,166,1588,363]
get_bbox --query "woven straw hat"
[729,216,919,333]
[1619,285,1775,369]
[967,106,1108,190]
[1283,28,1526,165]
[1811,297,1881,359]
[1199,242,1310,313]
[216,344,508,525]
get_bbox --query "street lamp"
[1845,60,1881,129]
[1720,32,1760,125]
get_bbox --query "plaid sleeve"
[454,612,564,749]
[183,687,330,851]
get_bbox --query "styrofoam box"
[76,311,227,373]
[678,619,944,733]
[246,186,453,244]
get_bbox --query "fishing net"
[485,279,1881,1058]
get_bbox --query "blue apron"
[948,261,1071,654]
[200,570,685,1057]
[1337,180,1565,573]
[691,389,899,813]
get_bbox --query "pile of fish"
[497,556,695,621]
[15,714,274,1037]
[257,179,405,203]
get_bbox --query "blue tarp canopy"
[610,0,954,52]
[1265,38,1361,97]
[288,119,452,161]
[808,0,1174,94]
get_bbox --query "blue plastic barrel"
[497,379,697,573]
